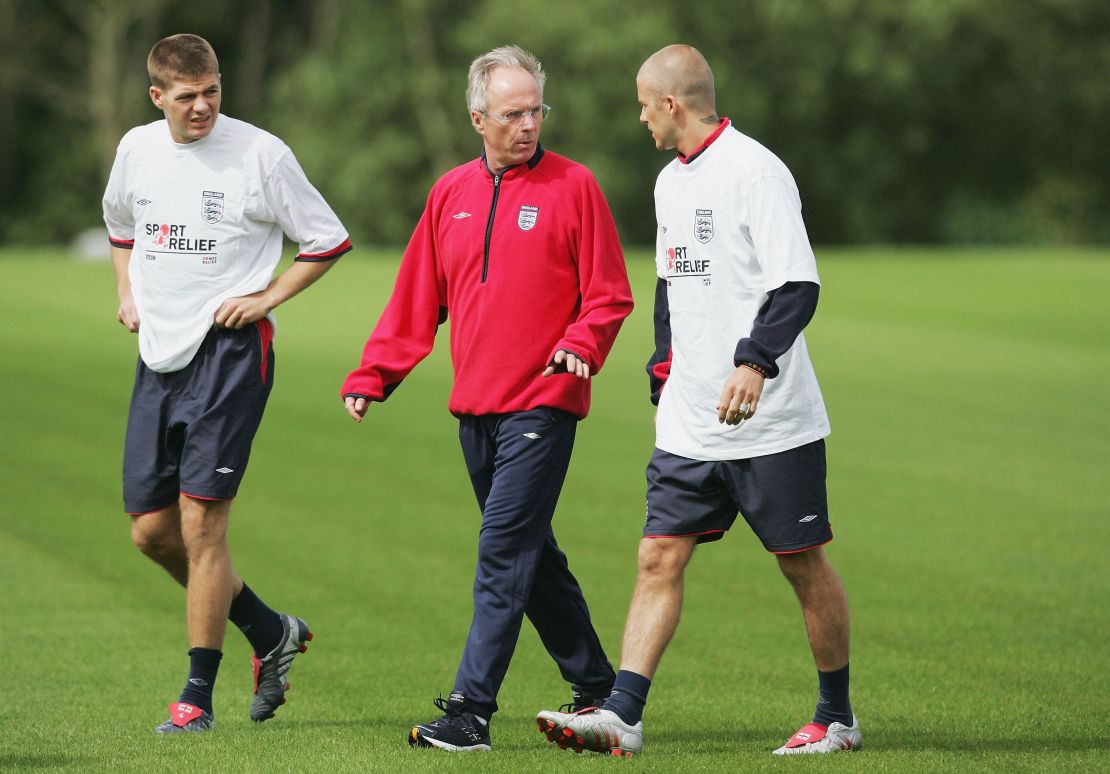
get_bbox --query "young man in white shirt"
[103,34,351,734]
[536,44,860,757]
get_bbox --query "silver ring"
[739,403,751,413]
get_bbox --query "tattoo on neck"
[700,114,721,125]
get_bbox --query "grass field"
[1,246,1108,772]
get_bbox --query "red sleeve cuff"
[296,238,352,262]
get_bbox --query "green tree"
[2,0,1108,246]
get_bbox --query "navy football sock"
[812,663,853,727]
[178,647,222,715]
[601,670,651,725]
[228,582,284,657]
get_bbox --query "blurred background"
[1,0,1107,249]
[2,5,1107,767]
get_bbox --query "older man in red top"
[341,45,633,752]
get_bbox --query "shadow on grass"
[1,754,97,769]
[876,732,1110,754]
[252,717,398,731]
[606,726,1110,755]
[490,727,789,755]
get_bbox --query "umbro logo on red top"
[452,212,472,219]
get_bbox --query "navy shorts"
[122,320,275,514]
[644,440,832,554]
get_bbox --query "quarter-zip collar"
[478,144,545,284]
[480,143,546,178]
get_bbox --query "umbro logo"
[798,514,819,523]
[137,198,152,206]
[452,212,472,219]
[188,678,208,687]
[216,467,234,474]
[522,432,541,439]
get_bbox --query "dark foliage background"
[2,0,1106,246]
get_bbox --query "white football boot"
[773,716,862,754]
[536,707,643,757]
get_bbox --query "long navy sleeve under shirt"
[646,279,819,404]
[733,280,820,378]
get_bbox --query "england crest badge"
[202,191,225,224]
[694,208,713,243]
[518,205,539,231]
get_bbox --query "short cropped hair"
[467,45,545,113]
[147,34,219,89]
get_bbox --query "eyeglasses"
[478,104,551,125]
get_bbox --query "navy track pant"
[453,406,615,717]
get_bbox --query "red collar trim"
[677,118,730,165]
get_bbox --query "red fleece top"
[341,149,634,419]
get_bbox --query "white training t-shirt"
[654,121,830,461]
[103,115,349,373]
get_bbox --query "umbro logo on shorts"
[216,467,235,474]
[522,432,541,440]
[798,514,819,523]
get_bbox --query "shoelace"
[432,695,459,716]
[560,695,605,713]
[430,696,483,740]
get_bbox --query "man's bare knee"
[637,537,694,581]
[778,546,841,593]
[179,497,231,552]
[130,510,182,561]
